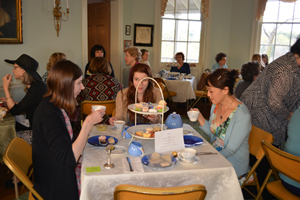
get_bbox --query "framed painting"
[133,24,153,47]
[0,0,23,44]
[124,40,131,50]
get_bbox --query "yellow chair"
[114,184,207,200]
[80,100,116,124]
[154,77,177,112]
[256,140,300,200]
[188,73,211,109]
[3,137,43,200]
[241,125,274,200]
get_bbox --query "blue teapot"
[165,112,183,129]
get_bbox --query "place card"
[86,166,101,173]
[155,128,185,153]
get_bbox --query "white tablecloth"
[163,77,196,103]
[80,124,243,200]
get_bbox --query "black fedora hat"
[5,54,42,82]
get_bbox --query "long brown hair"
[46,52,66,71]
[123,63,155,123]
[45,60,82,114]
[88,57,111,75]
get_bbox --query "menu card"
[155,128,185,153]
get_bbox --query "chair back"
[80,100,116,121]
[114,184,207,200]
[261,140,300,184]
[3,137,43,200]
[197,73,207,91]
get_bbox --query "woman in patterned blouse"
[191,68,251,177]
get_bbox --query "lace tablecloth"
[0,113,16,164]
[163,77,196,103]
[80,124,243,200]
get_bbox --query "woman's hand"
[144,114,159,123]
[84,109,105,127]
[109,117,118,126]
[2,74,13,90]
[189,108,205,126]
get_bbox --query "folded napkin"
[122,157,144,173]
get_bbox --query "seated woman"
[140,49,151,67]
[279,108,300,197]
[109,63,161,126]
[262,54,269,67]
[33,60,104,200]
[42,52,66,83]
[84,44,115,78]
[191,68,251,177]
[252,53,265,71]
[234,61,260,99]
[212,52,228,72]
[125,46,142,81]
[171,52,190,74]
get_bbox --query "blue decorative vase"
[165,112,183,129]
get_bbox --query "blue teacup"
[128,141,145,156]
[121,127,132,138]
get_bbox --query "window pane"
[175,42,187,56]
[274,45,289,58]
[175,0,188,19]
[187,42,200,63]
[189,21,201,42]
[175,20,188,41]
[263,1,279,22]
[163,1,175,19]
[260,24,277,45]
[278,1,294,22]
[291,24,300,44]
[260,45,274,62]
[161,42,174,62]
[294,2,300,22]
[162,19,175,40]
[275,24,292,45]
[188,0,201,20]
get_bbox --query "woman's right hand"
[2,74,13,90]
[84,109,105,127]
[109,117,118,126]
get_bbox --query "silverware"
[196,152,218,156]
[126,157,134,172]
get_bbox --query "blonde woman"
[42,52,66,83]
[124,46,142,81]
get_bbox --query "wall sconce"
[53,0,69,37]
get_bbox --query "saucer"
[177,156,201,165]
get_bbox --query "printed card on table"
[155,128,184,153]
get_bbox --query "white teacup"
[187,110,200,122]
[178,148,196,163]
[92,105,106,111]
[178,75,183,80]
[114,120,125,130]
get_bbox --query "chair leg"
[168,97,178,113]
[255,169,272,200]
[188,95,203,110]
[14,175,19,200]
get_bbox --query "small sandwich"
[143,132,151,138]
[148,108,157,113]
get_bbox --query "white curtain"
[256,0,297,20]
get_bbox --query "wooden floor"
[0,99,211,200]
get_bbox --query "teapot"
[165,112,183,129]
[158,69,166,77]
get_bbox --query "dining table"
[162,76,196,103]
[80,124,243,200]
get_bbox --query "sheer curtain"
[256,0,297,20]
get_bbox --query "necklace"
[219,98,234,120]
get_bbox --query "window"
[260,0,300,62]
[161,0,201,63]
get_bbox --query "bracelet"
[6,96,12,99]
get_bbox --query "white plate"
[106,145,127,155]
[177,156,201,165]
[128,104,169,114]
[127,124,167,140]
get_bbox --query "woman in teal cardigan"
[191,68,251,177]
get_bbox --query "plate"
[127,124,167,140]
[128,104,169,115]
[105,145,127,154]
[141,154,177,168]
[184,135,203,147]
[177,156,201,165]
[166,77,177,80]
[87,135,118,147]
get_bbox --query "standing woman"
[171,52,190,74]
[212,52,228,72]
[33,60,104,199]
[42,52,66,83]
[1,54,47,144]
[191,68,251,177]
[124,46,142,81]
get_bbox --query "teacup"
[178,75,183,80]
[114,120,125,130]
[121,126,132,138]
[128,141,145,156]
[187,110,200,122]
[178,148,196,163]
[92,105,106,111]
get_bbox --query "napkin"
[122,157,144,173]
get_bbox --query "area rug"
[13,191,29,200]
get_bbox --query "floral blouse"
[210,103,242,151]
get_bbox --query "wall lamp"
[53,0,69,37]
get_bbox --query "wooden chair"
[154,77,177,112]
[3,137,43,200]
[188,73,211,109]
[80,100,116,124]
[241,125,274,200]
[114,184,207,200]
[256,141,300,200]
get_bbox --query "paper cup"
[92,105,106,111]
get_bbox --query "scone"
[135,131,144,136]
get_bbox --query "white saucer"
[105,145,127,155]
[177,157,201,165]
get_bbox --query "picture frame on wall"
[125,25,131,35]
[0,0,23,44]
[124,40,132,50]
[134,24,154,47]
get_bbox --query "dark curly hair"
[291,37,300,56]
[90,44,106,58]
[215,52,227,63]
[205,68,239,95]
[175,52,185,61]
[241,61,260,82]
